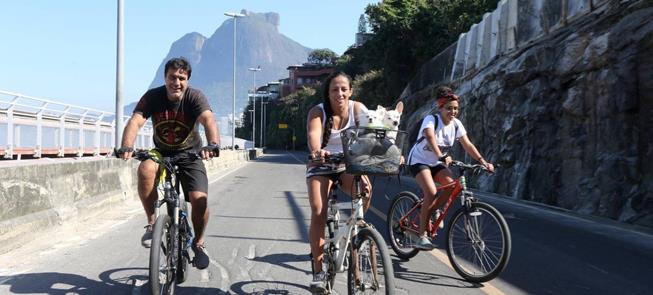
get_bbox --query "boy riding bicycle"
[406,86,494,250]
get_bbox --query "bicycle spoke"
[447,203,510,282]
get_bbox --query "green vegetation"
[238,0,499,150]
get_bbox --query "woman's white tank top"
[319,101,355,153]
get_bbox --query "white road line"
[367,204,507,295]
[286,151,305,164]
[211,258,231,291]
[209,165,246,185]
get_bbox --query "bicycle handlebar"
[450,160,495,174]
[115,145,221,162]
[307,152,345,164]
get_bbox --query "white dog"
[379,102,403,141]
[357,105,383,128]
[380,102,403,131]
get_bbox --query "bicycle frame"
[140,150,193,279]
[325,175,366,273]
[398,174,472,239]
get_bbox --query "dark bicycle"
[119,147,218,295]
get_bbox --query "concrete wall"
[0,149,259,254]
[401,0,612,101]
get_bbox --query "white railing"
[0,90,153,159]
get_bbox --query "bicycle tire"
[446,202,511,283]
[387,191,421,260]
[347,227,396,295]
[325,221,337,291]
[176,202,190,284]
[150,214,176,295]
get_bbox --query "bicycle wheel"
[150,215,176,295]
[324,220,337,291]
[347,227,395,295]
[387,191,420,260]
[446,202,511,283]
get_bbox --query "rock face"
[144,10,311,118]
[401,2,653,227]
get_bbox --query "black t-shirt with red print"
[134,86,212,152]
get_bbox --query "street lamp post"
[224,11,245,150]
[248,66,261,148]
[248,109,254,148]
[261,100,269,147]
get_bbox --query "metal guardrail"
[0,90,153,159]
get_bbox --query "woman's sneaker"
[141,225,153,248]
[310,270,327,294]
[415,235,435,250]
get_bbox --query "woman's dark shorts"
[409,163,447,178]
[306,163,346,182]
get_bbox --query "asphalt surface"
[0,150,651,294]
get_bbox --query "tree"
[342,0,499,106]
[308,49,338,65]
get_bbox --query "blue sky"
[0,0,378,112]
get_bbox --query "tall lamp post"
[248,66,261,148]
[224,11,245,150]
[115,0,124,147]
[261,100,269,147]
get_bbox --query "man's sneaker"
[141,225,153,248]
[192,243,210,270]
[415,235,435,250]
[309,270,327,294]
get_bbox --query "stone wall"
[401,1,653,227]
[0,149,257,254]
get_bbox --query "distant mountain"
[129,10,311,118]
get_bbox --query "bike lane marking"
[368,205,507,295]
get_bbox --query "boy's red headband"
[437,93,459,109]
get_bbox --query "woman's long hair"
[320,71,352,149]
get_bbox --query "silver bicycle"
[309,153,395,295]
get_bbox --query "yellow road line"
[367,204,506,295]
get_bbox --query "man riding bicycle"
[117,57,219,270]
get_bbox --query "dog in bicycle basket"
[343,102,404,175]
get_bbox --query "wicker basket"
[340,127,406,175]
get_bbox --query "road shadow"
[253,150,307,166]
[390,256,481,289]
[0,272,120,295]
[248,252,312,275]
[230,279,310,294]
[0,267,228,295]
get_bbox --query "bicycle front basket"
[341,127,406,175]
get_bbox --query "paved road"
[0,151,651,294]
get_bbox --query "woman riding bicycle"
[407,86,494,250]
[305,71,371,293]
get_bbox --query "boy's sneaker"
[192,243,210,270]
[310,270,327,294]
[415,235,435,250]
[141,225,153,248]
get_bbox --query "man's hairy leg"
[137,160,158,225]
[189,191,209,246]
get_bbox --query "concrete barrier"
[0,149,259,254]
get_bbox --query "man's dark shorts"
[409,163,447,178]
[158,150,208,200]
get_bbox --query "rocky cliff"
[401,1,653,227]
[140,10,311,118]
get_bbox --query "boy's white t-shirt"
[408,114,467,166]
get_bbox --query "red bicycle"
[386,161,511,283]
